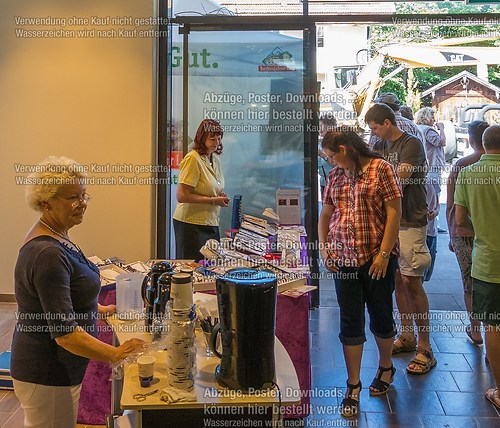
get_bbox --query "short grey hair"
[414,107,435,126]
[25,156,87,212]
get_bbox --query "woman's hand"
[368,253,389,280]
[320,244,339,272]
[213,193,230,207]
[114,338,147,362]
[98,304,116,317]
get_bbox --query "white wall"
[0,0,156,296]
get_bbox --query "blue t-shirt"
[11,236,100,386]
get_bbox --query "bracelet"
[211,197,215,205]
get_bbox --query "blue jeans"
[423,235,437,282]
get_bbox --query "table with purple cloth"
[78,283,311,424]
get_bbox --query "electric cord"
[271,381,283,426]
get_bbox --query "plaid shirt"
[322,157,402,268]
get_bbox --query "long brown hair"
[193,119,224,155]
[322,127,382,174]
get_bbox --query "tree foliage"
[369,0,500,108]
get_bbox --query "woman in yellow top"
[173,119,230,261]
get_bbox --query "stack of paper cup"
[171,273,193,310]
[167,276,196,391]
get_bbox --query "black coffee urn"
[141,261,173,330]
[211,268,277,392]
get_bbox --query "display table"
[78,282,311,424]
[107,317,300,427]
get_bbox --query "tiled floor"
[308,227,500,427]
[0,225,499,427]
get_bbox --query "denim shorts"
[334,256,397,346]
[472,278,500,327]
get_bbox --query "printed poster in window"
[276,188,301,225]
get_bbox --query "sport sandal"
[406,347,437,375]
[485,388,500,410]
[369,365,396,396]
[392,334,417,355]
[341,381,361,418]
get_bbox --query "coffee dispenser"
[211,268,277,392]
[141,261,174,329]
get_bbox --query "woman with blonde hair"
[12,156,145,428]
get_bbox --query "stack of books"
[233,214,275,256]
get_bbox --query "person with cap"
[365,103,436,376]
[368,93,421,149]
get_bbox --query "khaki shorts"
[398,226,431,277]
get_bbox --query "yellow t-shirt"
[173,150,225,226]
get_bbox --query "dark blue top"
[11,236,100,386]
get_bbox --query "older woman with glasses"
[11,156,145,428]
[318,128,402,418]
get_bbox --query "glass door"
[163,22,320,304]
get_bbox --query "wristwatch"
[380,251,390,259]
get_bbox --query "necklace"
[201,155,222,187]
[39,219,82,253]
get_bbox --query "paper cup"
[137,355,156,387]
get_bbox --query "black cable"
[271,381,283,425]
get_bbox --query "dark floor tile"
[387,389,445,415]
[357,389,391,414]
[1,407,24,428]
[427,294,463,311]
[359,350,380,370]
[310,411,368,428]
[310,350,334,367]
[420,414,475,428]
[474,416,500,427]
[365,412,421,428]
[405,370,459,392]
[308,318,335,334]
[0,412,14,426]
[451,370,496,392]
[0,393,20,413]
[311,366,347,388]
[463,352,490,373]
[433,336,484,354]
[0,332,14,354]
[437,391,500,417]
[310,333,339,351]
[431,352,473,372]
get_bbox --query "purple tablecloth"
[78,289,311,423]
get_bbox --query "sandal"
[485,388,500,410]
[369,365,396,396]
[406,347,437,375]
[466,325,483,345]
[341,381,361,418]
[392,334,417,355]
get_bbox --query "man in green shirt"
[455,124,500,411]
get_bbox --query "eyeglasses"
[59,193,92,208]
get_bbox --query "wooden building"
[422,70,500,124]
